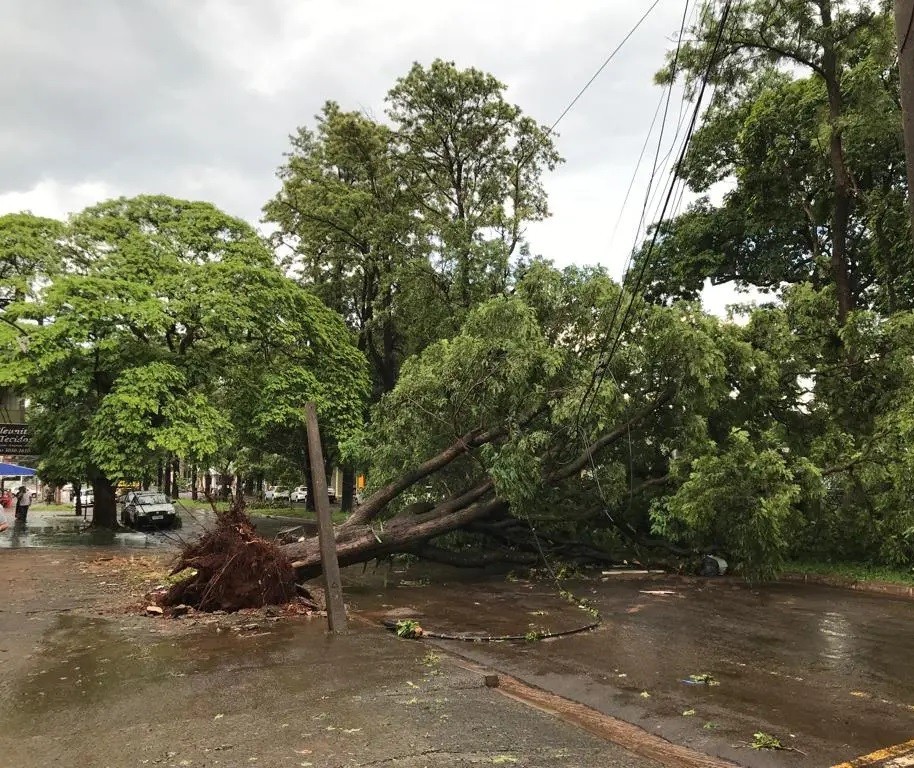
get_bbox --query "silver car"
[119,491,180,529]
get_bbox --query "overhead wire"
[571,0,739,542]
[574,0,701,430]
[544,0,665,137]
[500,0,668,601]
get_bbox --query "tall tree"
[896,0,914,238]
[647,0,904,321]
[0,196,367,527]
[265,60,561,395]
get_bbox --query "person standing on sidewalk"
[15,485,31,523]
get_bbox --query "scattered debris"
[639,691,651,698]
[747,731,807,755]
[396,619,424,639]
[145,605,164,617]
[682,709,696,716]
[750,732,784,750]
[682,673,720,686]
[700,555,728,577]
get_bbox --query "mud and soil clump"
[161,505,300,613]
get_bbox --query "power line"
[574,0,695,428]
[515,0,666,172]
[546,0,665,136]
[575,0,738,429]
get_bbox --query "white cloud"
[0,179,115,220]
[0,0,750,317]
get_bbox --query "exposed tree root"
[163,504,297,612]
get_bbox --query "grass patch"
[787,560,914,586]
[186,501,348,524]
[245,506,349,524]
[27,502,72,513]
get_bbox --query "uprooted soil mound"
[162,506,298,612]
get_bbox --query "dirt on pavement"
[0,548,662,768]
[343,566,914,768]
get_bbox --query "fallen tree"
[280,386,679,578]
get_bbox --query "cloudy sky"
[2,0,744,312]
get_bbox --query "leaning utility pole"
[304,402,348,632]
[897,0,914,239]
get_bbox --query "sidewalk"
[0,549,659,768]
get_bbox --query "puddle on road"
[6,612,322,721]
[0,509,294,550]
[0,516,172,550]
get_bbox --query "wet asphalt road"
[4,509,914,766]
[348,568,914,767]
[0,550,659,768]
[0,505,304,550]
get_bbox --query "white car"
[119,490,180,529]
[290,486,308,503]
[264,486,290,502]
[72,489,94,510]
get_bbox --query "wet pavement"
[346,568,914,767]
[4,518,914,766]
[0,550,659,768]
[0,505,304,550]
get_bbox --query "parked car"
[290,486,308,503]
[118,490,180,529]
[264,486,290,502]
[72,489,94,511]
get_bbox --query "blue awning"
[0,462,36,476]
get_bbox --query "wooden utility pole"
[304,402,348,632]
[897,0,914,239]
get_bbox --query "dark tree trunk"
[157,460,164,491]
[341,465,355,513]
[282,493,505,578]
[171,458,180,500]
[204,472,212,498]
[821,0,855,324]
[74,481,82,517]
[191,465,198,501]
[896,0,914,242]
[90,474,118,528]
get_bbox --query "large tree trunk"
[282,492,505,578]
[821,0,855,324]
[897,0,914,242]
[191,465,198,501]
[91,473,118,528]
[171,458,180,500]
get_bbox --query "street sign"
[0,424,30,455]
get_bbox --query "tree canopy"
[0,195,368,525]
[264,59,561,395]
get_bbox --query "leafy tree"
[640,0,906,321]
[1,196,367,526]
[282,261,821,580]
[264,60,561,395]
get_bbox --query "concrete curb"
[445,653,740,768]
[779,572,914,599]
